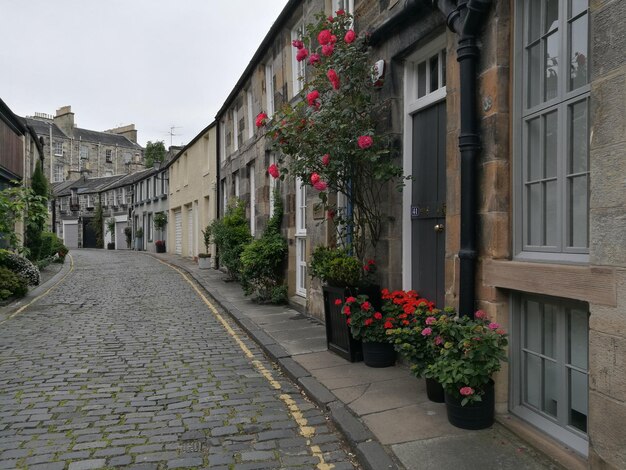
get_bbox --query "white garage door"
[115,222,127,250]
[63,221,79,249]
[187,206,194,257]
[174,210,182,255]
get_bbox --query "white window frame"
[265,64,275,117]
[249,163,256,236]
[332,0,354,15]
[105,149,112,163]
[513,0,590,263]
[53,164,64,183]
[79,145,88,160]
[269,153,277,218]
[247,89,254,140]
[234,172,240,198]
[233,107,239,152]
[54,141,63,156]
[291,23,306,96]
[295,177,307,297]
[220,119,226,162]
[221,179,227,214]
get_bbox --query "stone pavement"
[151,252,586,470]
[0,250,359,469]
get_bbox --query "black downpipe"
[435,0,491,317]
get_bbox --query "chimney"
[106,124,138,143]
[53,105,75,135]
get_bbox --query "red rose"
[344,30,356,44]
[310,172,321,185]
[336,9,345,15]
[292,39,304,49]
[327,69,340,90]
[383,321,393,329]
[321,44,334,57]
[267,164,280,179]
[296,47,309,62]
[317,29,332,45]
[313,181,327,191]
[306,90,320,107]
[255,112,268,128]
[334,299,342,306]
[308,53,321,66]
[322,154,330,166]
[358,135,373,149]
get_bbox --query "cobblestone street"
[0,250,358,470]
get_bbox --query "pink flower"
[383,320,394,329]
[327,16,334,23]
[306,90,320,107]
[314,181,328,191]
[425,316,436,325]
[336,9,345,15]
[318,29,332,45]
[334,299,342,306]
[330,35,337,44]
[360,301,371,311]
[327,209,335,220]
[321,43,334,57]
[434,335,444,345]
[292,39,304,49]
[488,322,500,330]
[255,112,268,128]
[296,47,309,62]
[308,53,321,66]
[310,173,321,185]
[344,30,356,44]
[357,135,373,149]
[421,327,432,336]
[460,387,475,396]
[322,154,330,166]
[327,69,340,90]
[475,310,487,319]
[374,312,383,320]
[267,164,280,179]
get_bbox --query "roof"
[0,97,27,135]
[22,117,68,139]
[100,168,154,191]
[215,0,300,119]
[72,127,142,150]
[53,174,126,196]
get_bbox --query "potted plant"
[155,240,166,253]
[106,218,116,249]
[153,212,167,242]
[427,310,508,429]
[134,227,143,251]
[198,224,213,269]
[124,226,132,249]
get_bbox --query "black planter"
[425,378,445,403]
[444,380,495,430]
[156,243,166,253]
[362,341,396,368]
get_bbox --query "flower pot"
[444,380,495,430]
[134,237,143,251]
[198,256,211,269]
[323,285,362,362]
[425,378,445,403]
[156,243,166,253]
[362,341,396,368]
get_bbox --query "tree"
[0,184,47,251]
[25,161,49,260]
[144,141,166,168]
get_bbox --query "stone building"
[215,0,625,467]
[130,166,170,253]
[24,105,144,184]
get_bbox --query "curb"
[150,253,401,470]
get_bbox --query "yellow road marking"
[158,259,334,470]
[0,253,74,326]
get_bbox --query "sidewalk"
[151,252,575,470]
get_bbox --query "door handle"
[434,224,445,233]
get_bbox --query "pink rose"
[488,322,500,330]
[357,135,373,149]
[267,164,280,179]
[310,172,321,185]
[314,181,327,191]
[336,9,345,15]
[434,335,444,345]
[292,39,304,49]
[255,112,268,128]
[344,30,356,44]
[327,69,340,90]
[296,47,309,62]
[460,387,474,396]
[421,327,432,336]
[317,29,332,45]
[322,154,330,166]
[321,43,334,57]
[306,90,320,107]
[308,53,321,66]
[474,310,487,319]
[425,316,436,325]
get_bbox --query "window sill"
[483,259,617,307]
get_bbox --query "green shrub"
[310,246,363,287]
[270,285,288,304]
[0,249,40,285]
[212,199,251,281]
[40,232,67,260]
[0,266,28,300]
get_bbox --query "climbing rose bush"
[256,11,406,262]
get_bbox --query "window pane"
[545,111,558,178]
[543,304,557,358]
[525,300,542,352]
[570,14,588,90]
[545,32,560,101]
[430,54,439,92]
[528,118,541,180]
[525,353,542,409]
[545,180,557,246]
[570,0,587,18]
[528,0,542,42]
[528,183,542,245]
[569,175,588,247]
[570,101,588,174]
[417,61,426,98]
[569,309,588,369]
[528,44,541,108]
[569,369,588,432]
[543,359,558,417]
[545,0,559,33]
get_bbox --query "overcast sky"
[0,0,290,147]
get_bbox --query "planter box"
[198,256,211,269]
[134,237,143,251]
